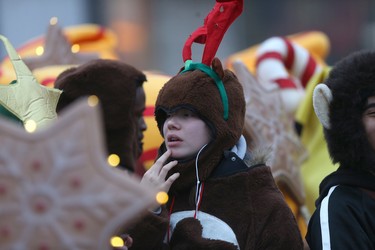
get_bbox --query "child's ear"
[211,57,224,79]
[313,83,332,129]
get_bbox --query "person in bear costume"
[55,59,147,172]
[306,50,375,249]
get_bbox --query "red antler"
[182,0,244,65]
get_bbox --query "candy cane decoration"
[255,36,322,114]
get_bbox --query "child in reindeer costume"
[125,1,303,249]
[306,50,375,249]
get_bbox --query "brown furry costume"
[322,51,375,171]
[55,59,146,171]
[127,58,303,249]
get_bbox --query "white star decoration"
[232,60,307,205]
[0,98,158,250]
[0,34,61,129]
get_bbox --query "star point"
[0,34,62,129]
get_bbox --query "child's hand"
[141,150,180,193]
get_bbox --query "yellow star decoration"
[0,98,158,249]
[232,60,307,206]
[0,34,62,129]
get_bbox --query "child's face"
[362,95,375,152]
[163,108,211,159]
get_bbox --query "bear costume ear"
[211,57,224,79]
[313,83,332,129]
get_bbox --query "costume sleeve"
[306,186,374,250]
[246,166,304,250]
[125,206,169,250]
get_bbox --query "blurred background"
[1,0,374,75]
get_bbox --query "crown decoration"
[0,34,62,129]
[22,18,99,71]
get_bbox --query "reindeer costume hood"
[154,0,246,193]
[155,58,245,192]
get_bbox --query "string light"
[108,154,120,167]
[35,46,44,56]
[87,95,99,107]
[71,44,80,53]
[50,17,58,25]
[110,236,124,248]
[25,120,37,133]
[156,191,168,204]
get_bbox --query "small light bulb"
[71,44,80,53]
[87,95,99,107]
[110,236,124,248]
[35,46,44,56]
[50,17,58,25]
[108,154,120,167]
[156,191,169,204]
[25,120,37,133]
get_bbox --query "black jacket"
[306,168,375,249]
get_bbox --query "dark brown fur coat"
[127,150,303,250]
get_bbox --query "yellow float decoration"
[226,31,334,241]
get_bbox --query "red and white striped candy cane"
[255,36,322,113]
